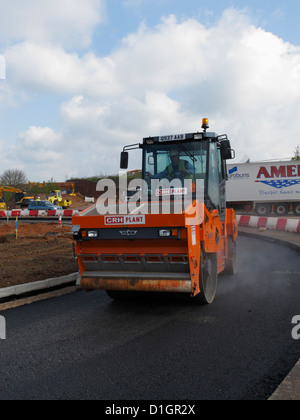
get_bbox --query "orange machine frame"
[72,202,238,297]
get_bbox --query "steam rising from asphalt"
[218,235,300,300]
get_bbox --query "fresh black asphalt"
[0,236,299,400]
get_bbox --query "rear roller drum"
[225,236,237,275]
[194,253,218,305]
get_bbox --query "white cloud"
[0,83,14,109]
[5,42,119,96]
[16,127,63,168]
[5,126,66,180]
[0,0,105,49]
[0,54,5,79]
[2,7,300,180]
[111,16,210,93]
[18,126,62,151]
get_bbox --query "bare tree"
[292,145,300,161]
[0,169,28,187]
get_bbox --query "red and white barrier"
[0,209,79,219]
[237,215,300,233]
[1,210,298,232]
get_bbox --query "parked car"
[28,200,62,211]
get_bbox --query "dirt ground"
[0,222,78,289]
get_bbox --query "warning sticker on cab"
[156,188,187,197]
[105,215,146,226]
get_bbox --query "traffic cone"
[58,215,62,226]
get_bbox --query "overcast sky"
[0,0,300,181]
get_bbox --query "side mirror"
[220,140,235,160]
[120,151,129,169]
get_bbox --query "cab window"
[207,141,220,210]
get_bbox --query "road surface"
[0,236,299,400]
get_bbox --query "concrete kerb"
[238,228,300,253]
[269,360,300,401]
[0,273,78,301]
